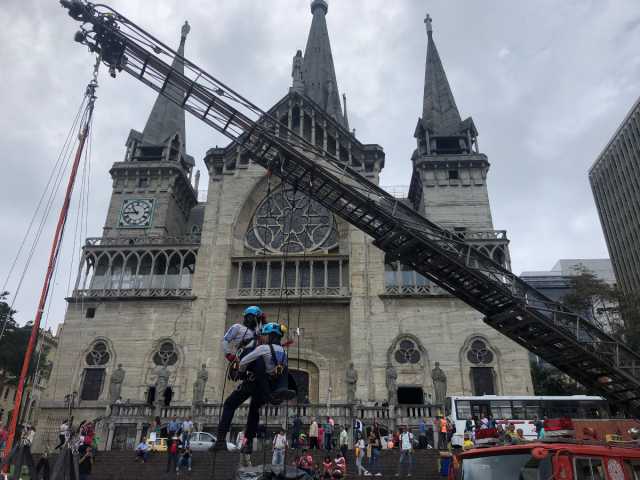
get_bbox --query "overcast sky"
[1,0,639,330]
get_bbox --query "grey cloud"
[1,0,639,329]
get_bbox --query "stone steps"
[74,449,442,480]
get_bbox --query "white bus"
[446,395,609,446]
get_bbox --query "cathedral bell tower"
[408,15,509,268]
[102,21,197,239]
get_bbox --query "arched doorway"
[289,369,309,403]
[397,387,424,405]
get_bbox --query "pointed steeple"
[301,0,345,125]
[142,21,190,152]
[421,14,463,136]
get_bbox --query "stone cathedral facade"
[39,1,532,449]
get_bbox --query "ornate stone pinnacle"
[181,20,191,39]
[311,0,328,15]
[424,13,433,36]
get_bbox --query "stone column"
[311,111,316,146]
[287,100,293,141]
[106,423,116,451]
[299,100,304,137]
[135,422,143,445]
[322,120,328,154]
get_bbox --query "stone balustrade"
[108,402,435,432]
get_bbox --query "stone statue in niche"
[109,364,125,402]
[155,365,170,404]
[385,363,398,405]
[291,49,303,91]
[431,361,447,406]
[192,364,208,405]
[345,362,358,403]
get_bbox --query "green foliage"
[530,361,587,396]
[0,292,45,381]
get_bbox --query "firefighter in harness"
[213,322,295,453]
[222,306,265,380]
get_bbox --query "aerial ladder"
[60,0,640,416]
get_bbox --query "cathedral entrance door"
[471,367,495,395]
[289,369,310,403]
[397,387,424,404]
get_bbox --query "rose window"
[466,339,494,365]
[394,339,421,364]
[86,341,110,366]
[246,186,338,254]
[153,341,178,366]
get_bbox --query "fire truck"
[448,419,640,479]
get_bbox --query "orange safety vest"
[440,419,447,433]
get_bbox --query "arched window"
[81,340,110,401]
[393,338,421,365]
[466,339,494,365]
[85,341,110,366]
[245,185,338,254]
[464,338,497,395]
[153,341,178,366]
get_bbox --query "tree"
[562,267,620,334]
[530,361,586,396]
[0,292,46,382]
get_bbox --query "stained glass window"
[153,341,178,366]
[85,341,110,366]
[394,338,421,364]
[467,339,494,365]
[246,186,338,254]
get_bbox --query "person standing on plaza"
[54,420,69,450]
[418,418,427,449]
[339,425,349,459]
[439,417,448,450]
[181,416,193,447]
[166,436,180,473]
[354,433,369,476]
[167,416,180,439]
[318,423,325,452]
[77,444,93,480]
[272,429,287,465]
[396,426,414,477]
[309,419,319,450]
[367,429,381,476]
[325,417,334,451]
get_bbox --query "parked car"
[189,431,238,451]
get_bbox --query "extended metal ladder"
[61,1,640,415]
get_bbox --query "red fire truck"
[448,419,640,479]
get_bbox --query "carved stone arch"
[459,334,503,396]
[142,337,184,385]
[122,251,140,289]
[232,174,273,256]
[108,251,126,289]
[386,333,428,366]
[74,336,116,401]
[386,334,431,403]
[288,347,330,404]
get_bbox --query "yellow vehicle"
[147,437,167,452]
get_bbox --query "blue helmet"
[261,322,284,337]
[243,306,263,318]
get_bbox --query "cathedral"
[38,1,532,450]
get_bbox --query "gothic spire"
[421,14,462,136]
[142,21,190,152]
[301,0,345,125]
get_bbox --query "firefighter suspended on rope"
[213,322,296,453]
[223,306,265,381]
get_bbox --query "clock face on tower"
[118,199,154,228]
